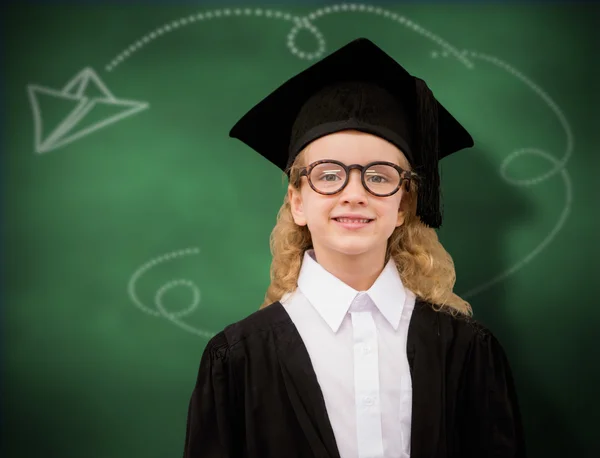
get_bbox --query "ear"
[396,192,410,228]
[288,185,307,226]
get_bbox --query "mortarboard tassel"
[414,77,442,228]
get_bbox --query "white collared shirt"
[281,249,415,458]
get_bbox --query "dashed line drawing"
[432,50,574,299]
[127,247,216,339]
[27,67,149,153]
[105,3,573,334]
[105,4,473,72]
[106,8,303,71]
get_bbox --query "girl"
[183,37,526,458]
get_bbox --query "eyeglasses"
[298,160,419,197]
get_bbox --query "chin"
[325,240,379,257]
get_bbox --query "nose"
[340,169,368,204]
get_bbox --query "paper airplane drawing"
[27,67,149,153]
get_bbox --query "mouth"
[331,217,374,229]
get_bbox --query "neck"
[310,245,387,291]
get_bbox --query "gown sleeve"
[459,327,527,457]
[183,331,242,458]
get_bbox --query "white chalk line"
[433,51,574,299]
[286,18,326,61]
[105,8,304,71]
[105,3,473,71]
[461,160,572,299]
[305,3,473,68]
[127,247,216,339]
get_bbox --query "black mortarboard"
[229,37,474,228]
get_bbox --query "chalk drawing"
[105,5,472,71]
[432,50,573,299]
[27,67,148,153]
[127,247,216,339]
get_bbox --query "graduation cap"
[229,37,474,228]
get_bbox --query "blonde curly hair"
[260,147,472,317]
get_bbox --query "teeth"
[336,218,371,223]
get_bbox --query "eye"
[365,170,391,183]
[316,170,344,181]
[366,173,389,184]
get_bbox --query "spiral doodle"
[127,247,216,339]
[439,51,573,298]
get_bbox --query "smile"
[334,218,372,223]
[332,217,374,229]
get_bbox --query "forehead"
[305,130,410,168]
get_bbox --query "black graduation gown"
[183,298,526,458]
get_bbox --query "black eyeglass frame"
[298,159,420,197]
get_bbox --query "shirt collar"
[297,249,409,333]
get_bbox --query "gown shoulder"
[416,299,528,457]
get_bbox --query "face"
[288,130,411,265]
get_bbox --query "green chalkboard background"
[3,2,598,457]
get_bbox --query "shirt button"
[363,396,374,406]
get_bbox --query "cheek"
[375,199,403,226]
[302,196,335,223]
